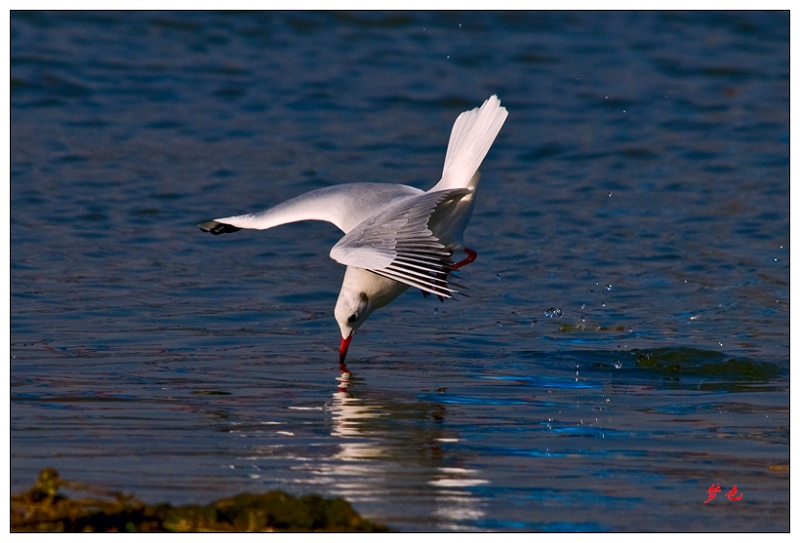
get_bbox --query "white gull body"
[200,95,508,369]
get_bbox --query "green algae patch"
[630,347,784,379]
[12,468,391,532]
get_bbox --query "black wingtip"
[198,220,241,235]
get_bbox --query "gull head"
[333,267,412,366]
[335,288,372,365]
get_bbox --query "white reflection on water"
[313,373,487,528]
[431,467,488,528]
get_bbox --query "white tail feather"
[430,95,508,192]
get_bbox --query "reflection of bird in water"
[200,96,508,371]
[324,375,487,529]
[328,374,388,461]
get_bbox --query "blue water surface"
[10,11,788,532]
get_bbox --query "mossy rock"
[163,491,386,532]
[12,468,391,532]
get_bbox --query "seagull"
[199,95,508,371]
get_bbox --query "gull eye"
[347,313,358,324]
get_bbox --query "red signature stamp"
[704,483,742,503]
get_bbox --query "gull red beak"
[339,332,353,366]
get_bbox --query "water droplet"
[605,284,612,291]
[613,360,622,369]
[581,303,586,309]
[433,307,439,315]
[607,191,613,197]
[496,273,503,280]
[544,308,563,318]
[458,23,462,28]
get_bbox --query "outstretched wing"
[330,189,473,298]
[199,183,424,235]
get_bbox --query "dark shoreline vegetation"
[11,468,392,532]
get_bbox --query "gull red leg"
[453,248,477,269]
[433,248,478,302]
